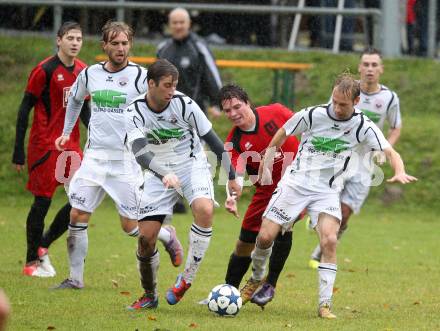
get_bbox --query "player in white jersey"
[249,74,416,318]
[125,59,241,310]
[53,22,183,290]
[309,48,402,268]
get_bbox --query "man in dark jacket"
[157,8,223,213]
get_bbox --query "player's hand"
[225,194,239,218]
[208,106,222,120]
[228,179,242,200]
[258,161,273,186]
[55,135,70,151]
[387,172,418,184]
[373,151,386,165]
[13,163,25,173]
[162,173,181,189]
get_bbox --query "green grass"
[1,193,439,330]
[1,34,440,330]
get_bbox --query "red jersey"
[225,103,300,186]
[26,55,87,150]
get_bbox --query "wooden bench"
[95,55,313,108]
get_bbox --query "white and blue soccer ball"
[207,284,242,317]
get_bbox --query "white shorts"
[263,182,341,231]
[340,176,371,214]
[137,159,214,220]
[67,155,143,219]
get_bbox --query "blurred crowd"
[0,0,437,56]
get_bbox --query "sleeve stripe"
[386,91,395,113]
[134,66,142,94]
[356,114,365,143]
[84,67,89,89]
[134,101,145,126]
[364,127,383,150]
[287,116,307,136]
[196,41,222,89]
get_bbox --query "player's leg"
[167,197,214,305]
[225,189,268,289]
[54,159,106,289]
[128,216,162,310]
[23,149,58,277]
[166,163,214,305]
[40,150,83,273]
[315,212,340,319]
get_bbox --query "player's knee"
[138,234,155,256]
[321,233,338,250]
[120,219,137,234]
[70,208,89,223]
[192,199,213,221]
[234,240,254,256]
[256,231,273,249]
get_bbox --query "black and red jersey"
[26,55,87,150]
[225,103,300,186]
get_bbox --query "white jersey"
[283,104,390,193]
[125,92,212,168]
[70,61,148,160]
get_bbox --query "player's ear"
[101,41,106,51]
[353,95,360,106]
[56,36,62,48]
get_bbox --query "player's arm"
[79,99,91,128]
[387,92,402,146]
[131,137,180,189]
[201,130,241,198]
[383,147,417,184]
[12,92,37,171]
[259,109,309,184]
[56,70,87,150]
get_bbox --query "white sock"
[157,227,171,244]
[67,223,88,283]
[251,242,273,281]
[183,223,212,283]
[318,262,337,307]
[127,226,139,237]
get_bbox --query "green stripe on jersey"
[311,136,349,153]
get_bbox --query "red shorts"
[27,147,82,198]
[241,183,277,233]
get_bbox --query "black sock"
[225,254,252,289]
[26,196,51,263]
[40,203,71,249]
[266,231,293,287]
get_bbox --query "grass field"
[1,34,440,330]
[1,192,439,330]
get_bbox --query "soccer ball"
[207,284,242,317]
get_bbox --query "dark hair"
[57,21,81,38]
[147,59,179,85]
[101,21,134,43]
[333,72,360,102]
[217,84,251,109]
[360,47,382,59]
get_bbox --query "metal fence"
[1,0,435,57]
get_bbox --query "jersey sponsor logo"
[269,206,290,222]
[147,128,184,143]
[70,193,86,205]
[106,76,113,82]
[361,109,381,123]
[57,74,64,81]
[264,120,279,136]
[311,136,349,153]
[180,56,191,68]
[331,123,340,131]
[92,90,127,108]
[63,87,71,108]
[245,141,253,150]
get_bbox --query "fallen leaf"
[285,273,295,278]
[333,287,339,294]
[351,309,360,313]
[111,280,118,288]
[189,322,198,328]
[344,258,352,263]
[120,291,130,296]
[47,327,56,330]
[383,304,390,309]
[348,269,356,273]
[413,301,421,305]
[285,323,292,328]
[148,315,157,321]
[344,306,351,310]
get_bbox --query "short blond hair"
[334,73,360,102]
[101,21,134,43]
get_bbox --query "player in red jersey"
[220,84,300,306]
[12,22,90,277]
